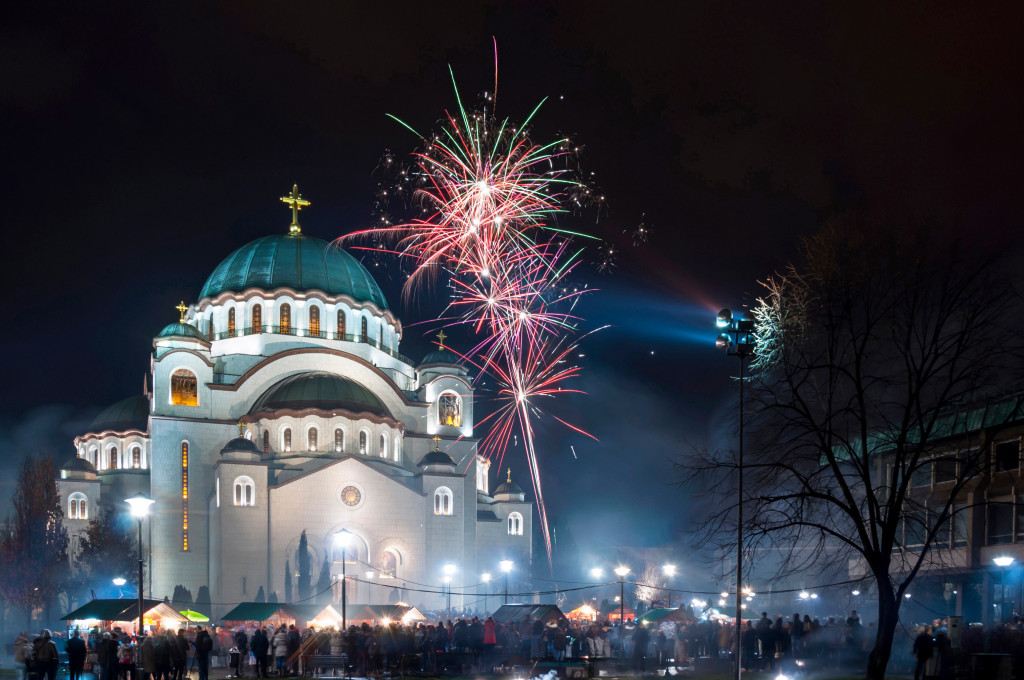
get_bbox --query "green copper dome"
[90,395,150,433]
[250,372,391,418]
[199,234,388,309]
[157,322,207,341]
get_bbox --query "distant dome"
[418,449,456,467]
[89,395,149,434]
[62,456,97,473]
[250,372,390,418]
[199,233,388,309]
[494,480,523,495]
[221,437,261,455]
[420,347,460,366]
[157,322,207,341]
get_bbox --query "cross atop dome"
[280,184,310,235]
[436,329,447,348]
[176,301,188,322]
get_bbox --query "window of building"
[394,437,401,462]
[933,507,951,548]
[934,455,958,484]
[476,457,489,493]
[359,431,367,455]
[89,447,98,467]
[434,487,453,516]
[380,550,398,579]
[252,304,263,333]
[234,476,255,507]
[904,509,926,550]
[216,477,220,508]
[309,306,321,337]
[131,446,141,469]
[508,511,524,536]
[283,427,292,452]
[280,303,292,334]
[337,311,346,339]
[438,393,462,427]
[996,440,1020,473]
[361,317,368,342]
[181,441,190,551]
[170,369,198,406]
[228,308,236,337]
[335,428,344,453]
[953,503,968,547]
[379,434,387,458]
[911,462,930,488]
[308,427,318,451]
[262,431,270,454]
[108,447,118,470]
[68,492,87,520]
[989,500,1014,545]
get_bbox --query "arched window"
[334,428,344,453]
[380,550,398,579]
[283,427,292,452]
[280,303,291,334]
[359,431,367,455]
[438,393,462,427]
[233,476,255,507]
[68,493,87,520]
[308,427,318,451]
[379,434,387,458]
[337,311,347,339]
[309,306,321,337]
[508,511,524,536]
[108,446,118,470]
[434,487,453,516]
[262,431,270,454]
[171,369,198,406]
[131,446,141,469]
[216,477,220,507]
[181,441,190,551]
[393,437,401,462]
[360,317,368,342]
[89,447,98,466]
[252,304,263,334]
[227,308,236,337]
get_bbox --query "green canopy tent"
[180,610,210,623]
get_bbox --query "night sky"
[2,1,1021,577]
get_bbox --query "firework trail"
[346,55,603,569]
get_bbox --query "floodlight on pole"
[994,556,1016,623]
[614,566,630,626]
[113,578,127,586]
[481,572,492,615]
[662,564,677,607]
[124,491,154,679]
[334,529,354,630]
[500,560,514,604]
[590,567,604,579]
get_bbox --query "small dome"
[157,322,207,341]
[250,372,391,418]
[418,449,456,467]
[62,456,97,473]
[420,347,460,366]
[495,480,523,495]
[89,395,149,434]
[220,437,261,455]
[199,233,388,309]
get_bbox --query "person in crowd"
[14,632,33,680]
[233,628,249,679]
[250,627,269,678]
[66,630,87,680]
[273,627,289,676]
[34,630,60,680]
[195,629,213,680]
[913,625,935,680]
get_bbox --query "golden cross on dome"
[507,468,512,484]
[433,435,441,451]
[237,421,246,437]
[175,301,188,322]
[436,329,447,348]
[280,184,310,235]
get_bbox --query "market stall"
[63,599,189,634]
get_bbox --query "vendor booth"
[63,599,189,634]
[491,604,567,627]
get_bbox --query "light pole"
[614,566,630,626]
[481,573,491,615]
[500,560,513,604]
[995,556,1015,623]
[662,564,676,608]
[443,564,457,619]
[125,493,154,648]
[334,529,354,630]
[716,307,755,680]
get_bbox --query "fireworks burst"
[346,54,603,570]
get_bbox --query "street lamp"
[334,529,354,630]
[443,564,457,618]
[715,307,755,680]
[482,573,492,615]
[994,556,1015,622]
[663,564,677,607]
[614,566,630,626]
[124,493,154,650]
[500,560,514,604]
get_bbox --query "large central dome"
[199,233,388,309]
[249,372,391,418]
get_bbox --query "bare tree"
[686,218,1024,680]
[634,562,663,606]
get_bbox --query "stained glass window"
[171,369,198,406]
[228,308,236,337]
[252,304,263,334]
[181,442,189,551]
[439,393,462,427]
[309,306,321,337]
[280,303,291,334]
[337,311,346,339]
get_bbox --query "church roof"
[157,321,207,341]
[420,347,460,366]
[62,456,97,473]
[199,233,388,309]
[418,448,456,467]
[494,480,524,495]
[89,395,149,434]
[221,436,261,455]
[250,372,391,418]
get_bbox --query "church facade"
[58,190,532,616]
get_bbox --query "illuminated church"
[57,187,532,615]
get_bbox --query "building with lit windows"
[57,189,532,616]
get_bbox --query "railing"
[209,325,414,364]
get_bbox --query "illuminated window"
[131,446,141,469]
[476,457,489,493]
[89,447,98,466]
[262,431,270,454]
[108,447,118,470]
[69,492,87,520]
[438,393,462,427]
[283,427,292,452]
[309,306,321,337]
[379,434,387,458]
[181,441,189,551]
[359,431,367,455]
[252,304,263,334]
[308,427,318,451]
[234,476,255,507]
[280,303,291,334]
[434,487,453,516]
[337,311,346,339]
[216,477,220,508]
[170,369,198,406]
[227,308,236,337]
[508,511,524,536]
[361,317,368,342]
[335,428,344,452]
[380,550,398,579]
[394,437,401,462]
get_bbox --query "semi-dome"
[157,322,207,341]
[199,233,388,309]
[250,372,391,418]
[89,395,150,434]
